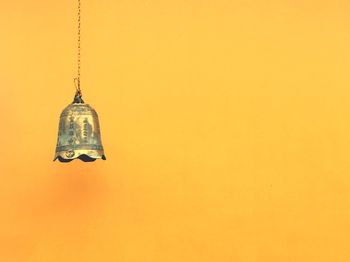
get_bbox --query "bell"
[54,91,106,162]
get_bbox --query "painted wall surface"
[1,0,350,261]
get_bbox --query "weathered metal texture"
[54,102,106,162]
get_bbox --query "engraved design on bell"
[54,98,106,162]
[65,150,75,158]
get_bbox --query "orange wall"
[1,0,350,261]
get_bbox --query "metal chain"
[76,0,82,96]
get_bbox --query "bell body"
[54,102,106,162]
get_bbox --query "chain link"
[76,0,82,96]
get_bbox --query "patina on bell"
[54,91,106,162]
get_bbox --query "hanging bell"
[54,91,106,162]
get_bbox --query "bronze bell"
[54,91,106,162]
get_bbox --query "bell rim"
[53,153,107,162]
[54,149,106,162]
